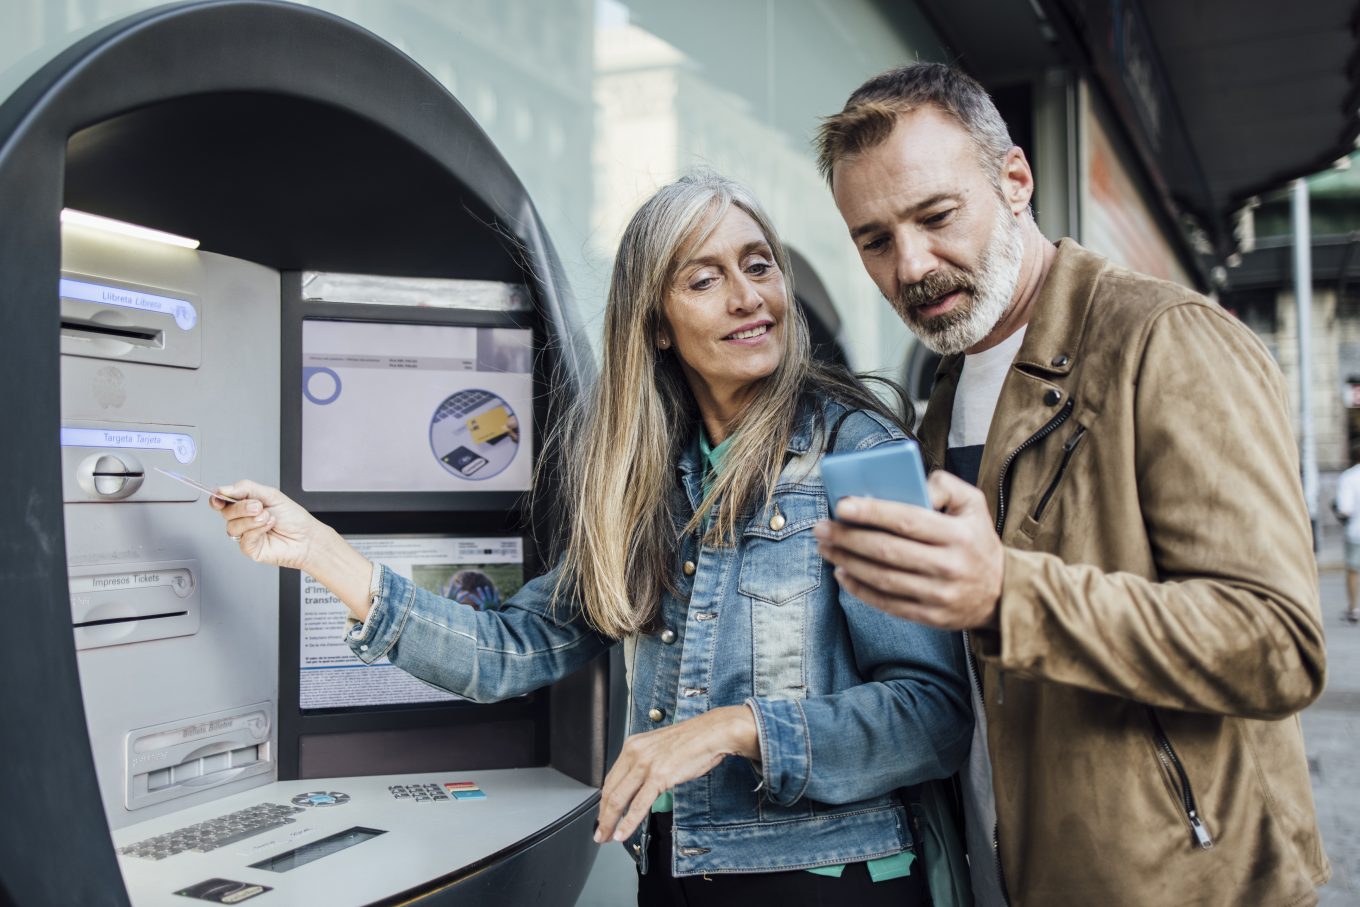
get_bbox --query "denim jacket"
[346,393,972,877]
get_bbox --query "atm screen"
[301,319,534,492]
[300,535,525,710]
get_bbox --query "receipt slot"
[69,560,201,650]
[0,3,616,906]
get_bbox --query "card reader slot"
[61,316,165,348]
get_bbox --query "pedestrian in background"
[1333,442,1360,623]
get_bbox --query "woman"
[213,172,971,905]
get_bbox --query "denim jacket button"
[648,708,665,722]
[683,560,696,576]
[660,628,677,644]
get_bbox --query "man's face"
[831,106,1024,354]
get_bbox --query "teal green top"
[697,426,736,498]
[645,427,915,883]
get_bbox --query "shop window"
[1338,285,1360,322]
[1221,288,1278,336]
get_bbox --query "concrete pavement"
[1309,568,1360,906]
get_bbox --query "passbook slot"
[69,560,200,649]
[59,271,201,368]
[61,315,164,348]
[126,704,273,810]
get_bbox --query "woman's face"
[660,207,788,408]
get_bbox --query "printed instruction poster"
[299,535,525,709]
[301,320,534,492]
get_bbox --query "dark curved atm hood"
[0,3,593,904]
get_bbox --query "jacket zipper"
[994,397,1075,536]
[1147,707,1214,849]
[965,396,1073,907]
[1032,426,1087,521]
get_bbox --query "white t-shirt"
[947,325,1025,907]
[1336,463,1360,544]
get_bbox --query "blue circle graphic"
[302,367,342,405]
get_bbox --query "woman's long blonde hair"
[548,171,905,638]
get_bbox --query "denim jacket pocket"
[739,490,824,706]
[738,489,824,605]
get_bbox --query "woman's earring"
[657,336,670,349]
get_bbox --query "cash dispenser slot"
[68,560,201,650]
[125,704,273,810]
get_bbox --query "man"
[812,63,1328,906]
[1333,444,1360,623]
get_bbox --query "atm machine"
[0,3,618,905]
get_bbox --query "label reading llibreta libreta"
[60,277,197,330]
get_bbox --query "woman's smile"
[723,319,775,344]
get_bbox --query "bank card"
[467,405,511,443]
[153,466,240,503]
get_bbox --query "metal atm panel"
[60,225,282,830]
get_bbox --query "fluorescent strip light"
[61,208,200,249]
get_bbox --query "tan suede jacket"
[917,240,1329,906]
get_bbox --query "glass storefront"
[2,0,945,374]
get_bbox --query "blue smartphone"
[820,439,931,519]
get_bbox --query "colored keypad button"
[443,782,478,791]
[452,789,486,800]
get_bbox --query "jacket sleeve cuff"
[344,564,415,664]
[973,547,1048,669]
[746,696,811,806]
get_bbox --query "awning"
[914,0,1360,261]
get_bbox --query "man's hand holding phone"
[815,442,1005,631]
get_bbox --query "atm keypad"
[387,781,486,801]
[120,803,306,860]
[388,783,449,801]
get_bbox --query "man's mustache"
[895,270,974,313]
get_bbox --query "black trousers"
[636,812,932,907]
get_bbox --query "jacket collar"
[675,393,822,478]
[917,238,1107,472]
[1009,238,1104,380]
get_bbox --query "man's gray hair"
[816,62,1014,187]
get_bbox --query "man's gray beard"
[898,207,1025,355]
